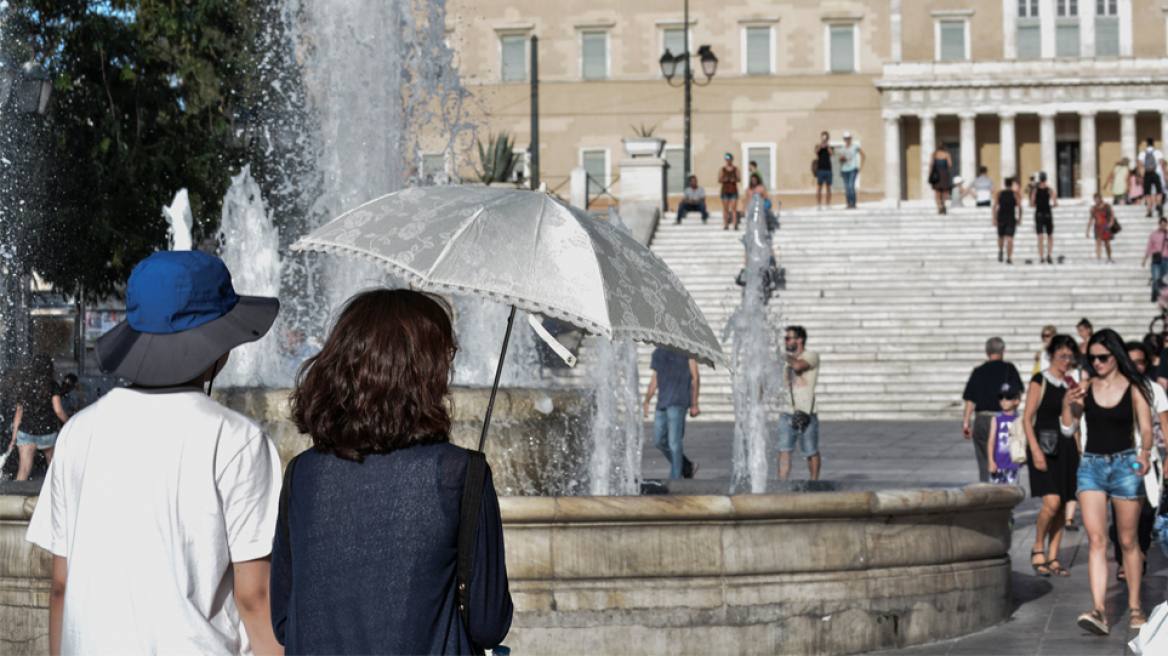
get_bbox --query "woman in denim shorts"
[4,353,67,481]
[1063,329,1154,635]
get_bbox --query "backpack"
[1147,148,1158,172]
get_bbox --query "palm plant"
[476,132,518,184]
[629,124,658,138]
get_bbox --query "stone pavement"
[643,421,1167,655]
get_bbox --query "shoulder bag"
[1032,375,1060,456]
[788,371,813,432]
[1008,416,1028,464]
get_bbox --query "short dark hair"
[786,325,807,343]
[1144,332,1165,355]
[978,166,987,175]
[1077,318,1093,331]
[1149,138,1157,147]
[1038,172,1047,182]
[688,175,697,183]
[1126,340,1152,368]
[291,289,457,463]
[1047,334,1078,360]
[1004,177,1014,187]
[750,160,758,169]
[751,172,763,186]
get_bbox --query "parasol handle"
[478,305,518,452]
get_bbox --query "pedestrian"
[1067,329,1154,635]
[778,326,820,479]
[1143,217,1168,302]
[1030,172,1057,265]
[961,337,1024,482]
[1023,334,1081,578]
[744,172,769,210]
[814,131,834,210]
[25,251,283,654]
[273,289,513,653]
[718,153,741,230]
[1129,168,1144,205]
[1106,341,1167,582]
[643,347,700,479]
[972,166,994,207]
[4,353,68,481]
[1102,157,1131,205]
[1078,318,1094,366]
[1034,325,1057,376]
[992,176,1022,264]
[1141,137,1166,218]
[58,373,83,417]
[928,145,953,214]
[986,381,1023,485]
[677,175,709,223]
[838,131,863,209]
[1085,192,1117,264]
[949,176,966,208]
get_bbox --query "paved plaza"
[643,421,1166,655]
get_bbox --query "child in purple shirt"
[988,381,1022,485]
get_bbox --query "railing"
[586,173,620,210]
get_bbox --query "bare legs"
[1038,233,1052,262]
[816,182,832,208]
[777,452,820,480]
[1081,491,1143,613]
[997,236,1014,262]
[1032,494,1067,569]
[15,444,51,481]
[721,197,738,230]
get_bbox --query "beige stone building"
[440,0,1168,207]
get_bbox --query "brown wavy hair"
[291,289,457,462]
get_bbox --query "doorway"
[942,142,961,180]
[1056,142,1080,198]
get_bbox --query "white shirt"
[1145,147,1166,180]
[26,387,281,655]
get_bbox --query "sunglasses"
[1041,333,1054,339]
[1086,353,1113,364]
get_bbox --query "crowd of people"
[962,321,1168,636]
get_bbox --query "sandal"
[1131,607,1148,629]
[1031,550,1051,577]
[1078,609,1109,635]
[1064,520,1079,532]
[1048,559,1069,577]
[1118,565,1126,582]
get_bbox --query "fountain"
[0,0,1024,653]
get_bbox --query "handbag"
[788,371,813,432]
[1112,216,1123,235]
[928,165,940,186]
[1008,417,1028,464]
[1037,429,1060,456]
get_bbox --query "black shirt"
[997,190,1016,221]
[18,381,61,435]
[1156,348,1168,383]
[1034,186,1052,213]
[963,360,1023,412]
[1084,384,1135,455]
[1030,372,1068,432]
[816,145,832,171]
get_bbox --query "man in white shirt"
[677,175,709,223]
[26,251,283,655]
[1140,138,1166,219]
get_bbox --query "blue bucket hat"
[96,251,279,386]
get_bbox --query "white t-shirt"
[26,387,282,655]
[1144,147,1166,180]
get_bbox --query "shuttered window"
[939,21,966,60]
[663,28,685,58]
[1056,23,1080,57]
[665,148,685,193]
[1096,17,1119,56]
[582,150,607,192]
[582,32,607,80]
[746,147,772,190]
[501,35,526,82]
[1017,24,1041,58]
[745,27,771,75]
[829,24,855,73]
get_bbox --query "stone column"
[1121,109,1137,163]
[999,112,1017,179]
[1161,111,1168,149]
[1080,111,1097,198]
[1040,112,1057,182]
[920,112,936,200]
[1002,0,1016,59]
[890,0,902,62]
[959,113,977,182]
[884,112,901,203]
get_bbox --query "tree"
[0,0,256,300]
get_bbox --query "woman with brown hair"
[271,289,512,654]
[4,353,68,481]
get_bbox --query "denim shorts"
[15,430,57,450]
[721,193,738,202]
[1077,449,1145,500]
[777,413,819,456]
[815,170,833,186]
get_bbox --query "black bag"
[788,371,813,432]
[1153,252,1163,265]
[1111,216,1123,234]
[765,209,780,233]
[928,165,940,186]
[1037,429,1060,456]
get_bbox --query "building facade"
[442,0,1168,206]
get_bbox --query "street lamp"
[0,57,53,116]
[658,0,717,181]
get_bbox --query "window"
[581,149,608,194]
[742,143,776,190]
[1055,0,1080,57]
[745,26,772,75]
[1018,0,1039,16]
[1017,0,1041,58]
[938,20,967,60]
[501,34,526,82]
[1096,0,1119,56]
[829,24,856,73]
[663,28,686,57]
[581,32,607,80]
[664,147,686,194]
[421,153,446,182]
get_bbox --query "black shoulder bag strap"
[457,449,488,651]
[278,453,302,564]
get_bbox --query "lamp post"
[659,0,717,181]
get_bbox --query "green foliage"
[0,0,255,300]
[629,123,658,138]
[475,132,517,185]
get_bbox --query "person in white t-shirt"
[26,251,283,655]
[1140,138,1167,219]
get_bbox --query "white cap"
[843,131,852,138]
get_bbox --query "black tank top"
[997,190,1016,219]
[1084,384,1135,455]
[1034,187,1052,212]
[817,146,832,170]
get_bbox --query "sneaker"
[1007,259,1013,265]
[1078,609,1109,636]
[1046,255,1053,264]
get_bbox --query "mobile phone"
[1063,375,1080,390]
